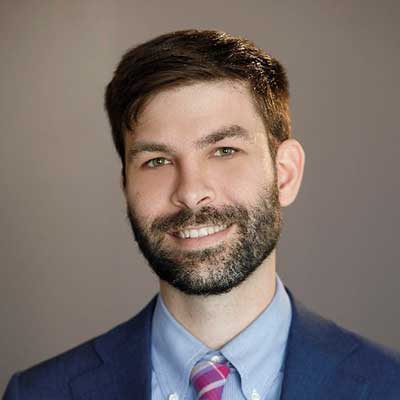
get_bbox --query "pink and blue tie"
[190,358,231,400]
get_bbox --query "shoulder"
[330,316,400,395]
[288,293,400,396]
[3,297,156,399]
[4,338,100,400]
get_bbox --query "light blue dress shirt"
[151,275,292,400]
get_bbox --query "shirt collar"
[151,275,292,399]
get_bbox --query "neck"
[159,250,277,349]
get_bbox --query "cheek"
[125,172,174,218]
[217,159,272,204]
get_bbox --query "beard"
[126,178,281,296]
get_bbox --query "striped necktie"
[190,358,231,400]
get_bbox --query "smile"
[173,224,228,239]
[168,223,236,250]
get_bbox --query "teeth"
[177,225,227,239]
[191,229,199,238]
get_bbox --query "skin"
[122,80,305,349]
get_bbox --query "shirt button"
[211,355,222,363]
[251,389,260,400]
[168,393,179,400]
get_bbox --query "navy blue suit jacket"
[4,291,400,399]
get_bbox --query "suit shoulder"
[4,300,154,400]
[5,338,100,399]
[293,299,400,388]
[342,328,400,388]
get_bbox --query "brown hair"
[104,29,291,180]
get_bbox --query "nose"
[170,165,216,210]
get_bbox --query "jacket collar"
[69,291,368,400]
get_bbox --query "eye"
[214,147,238,157]
[144,157,172,168]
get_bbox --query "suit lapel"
[69,297,156,400]
[280,291,369,400]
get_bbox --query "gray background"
[1,0,399,393]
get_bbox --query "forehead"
[127,80,268,147]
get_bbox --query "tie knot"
[190,357,230,400]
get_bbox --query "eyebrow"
[126,125,251,163]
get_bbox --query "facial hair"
[126,179,281,296]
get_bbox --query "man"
[4,29,400,400]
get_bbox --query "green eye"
[214,147,237,157]
[145,157,171,168]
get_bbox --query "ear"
[275,139,305,207]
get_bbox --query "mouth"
[171,224,228,239]
[168,223,234,249]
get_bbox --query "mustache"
[150,205,249,233]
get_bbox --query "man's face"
[123,80,281,296]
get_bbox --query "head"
[105,29,291,186]
[104,30,304,296]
